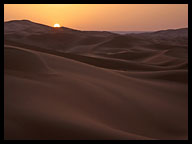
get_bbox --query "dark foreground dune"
[4,20,188,140]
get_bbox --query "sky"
[4,4,188,31]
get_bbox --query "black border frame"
[1,0,190,142]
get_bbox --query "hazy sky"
[4,4,188,31]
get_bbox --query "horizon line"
[4,19,188,32]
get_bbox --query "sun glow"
[54,23,60,28]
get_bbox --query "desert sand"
[4,20,188,140]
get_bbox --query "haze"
[4,4,188,31]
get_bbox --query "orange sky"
[4,4,188,31]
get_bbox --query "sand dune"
[4,20,188,140]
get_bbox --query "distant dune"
[4,20,188,140]
[110,31,151,34]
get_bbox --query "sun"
[54,23,60,28]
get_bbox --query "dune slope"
[4,45,188,140]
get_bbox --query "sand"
[4,20,188,140]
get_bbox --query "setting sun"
[54,23,60,28]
